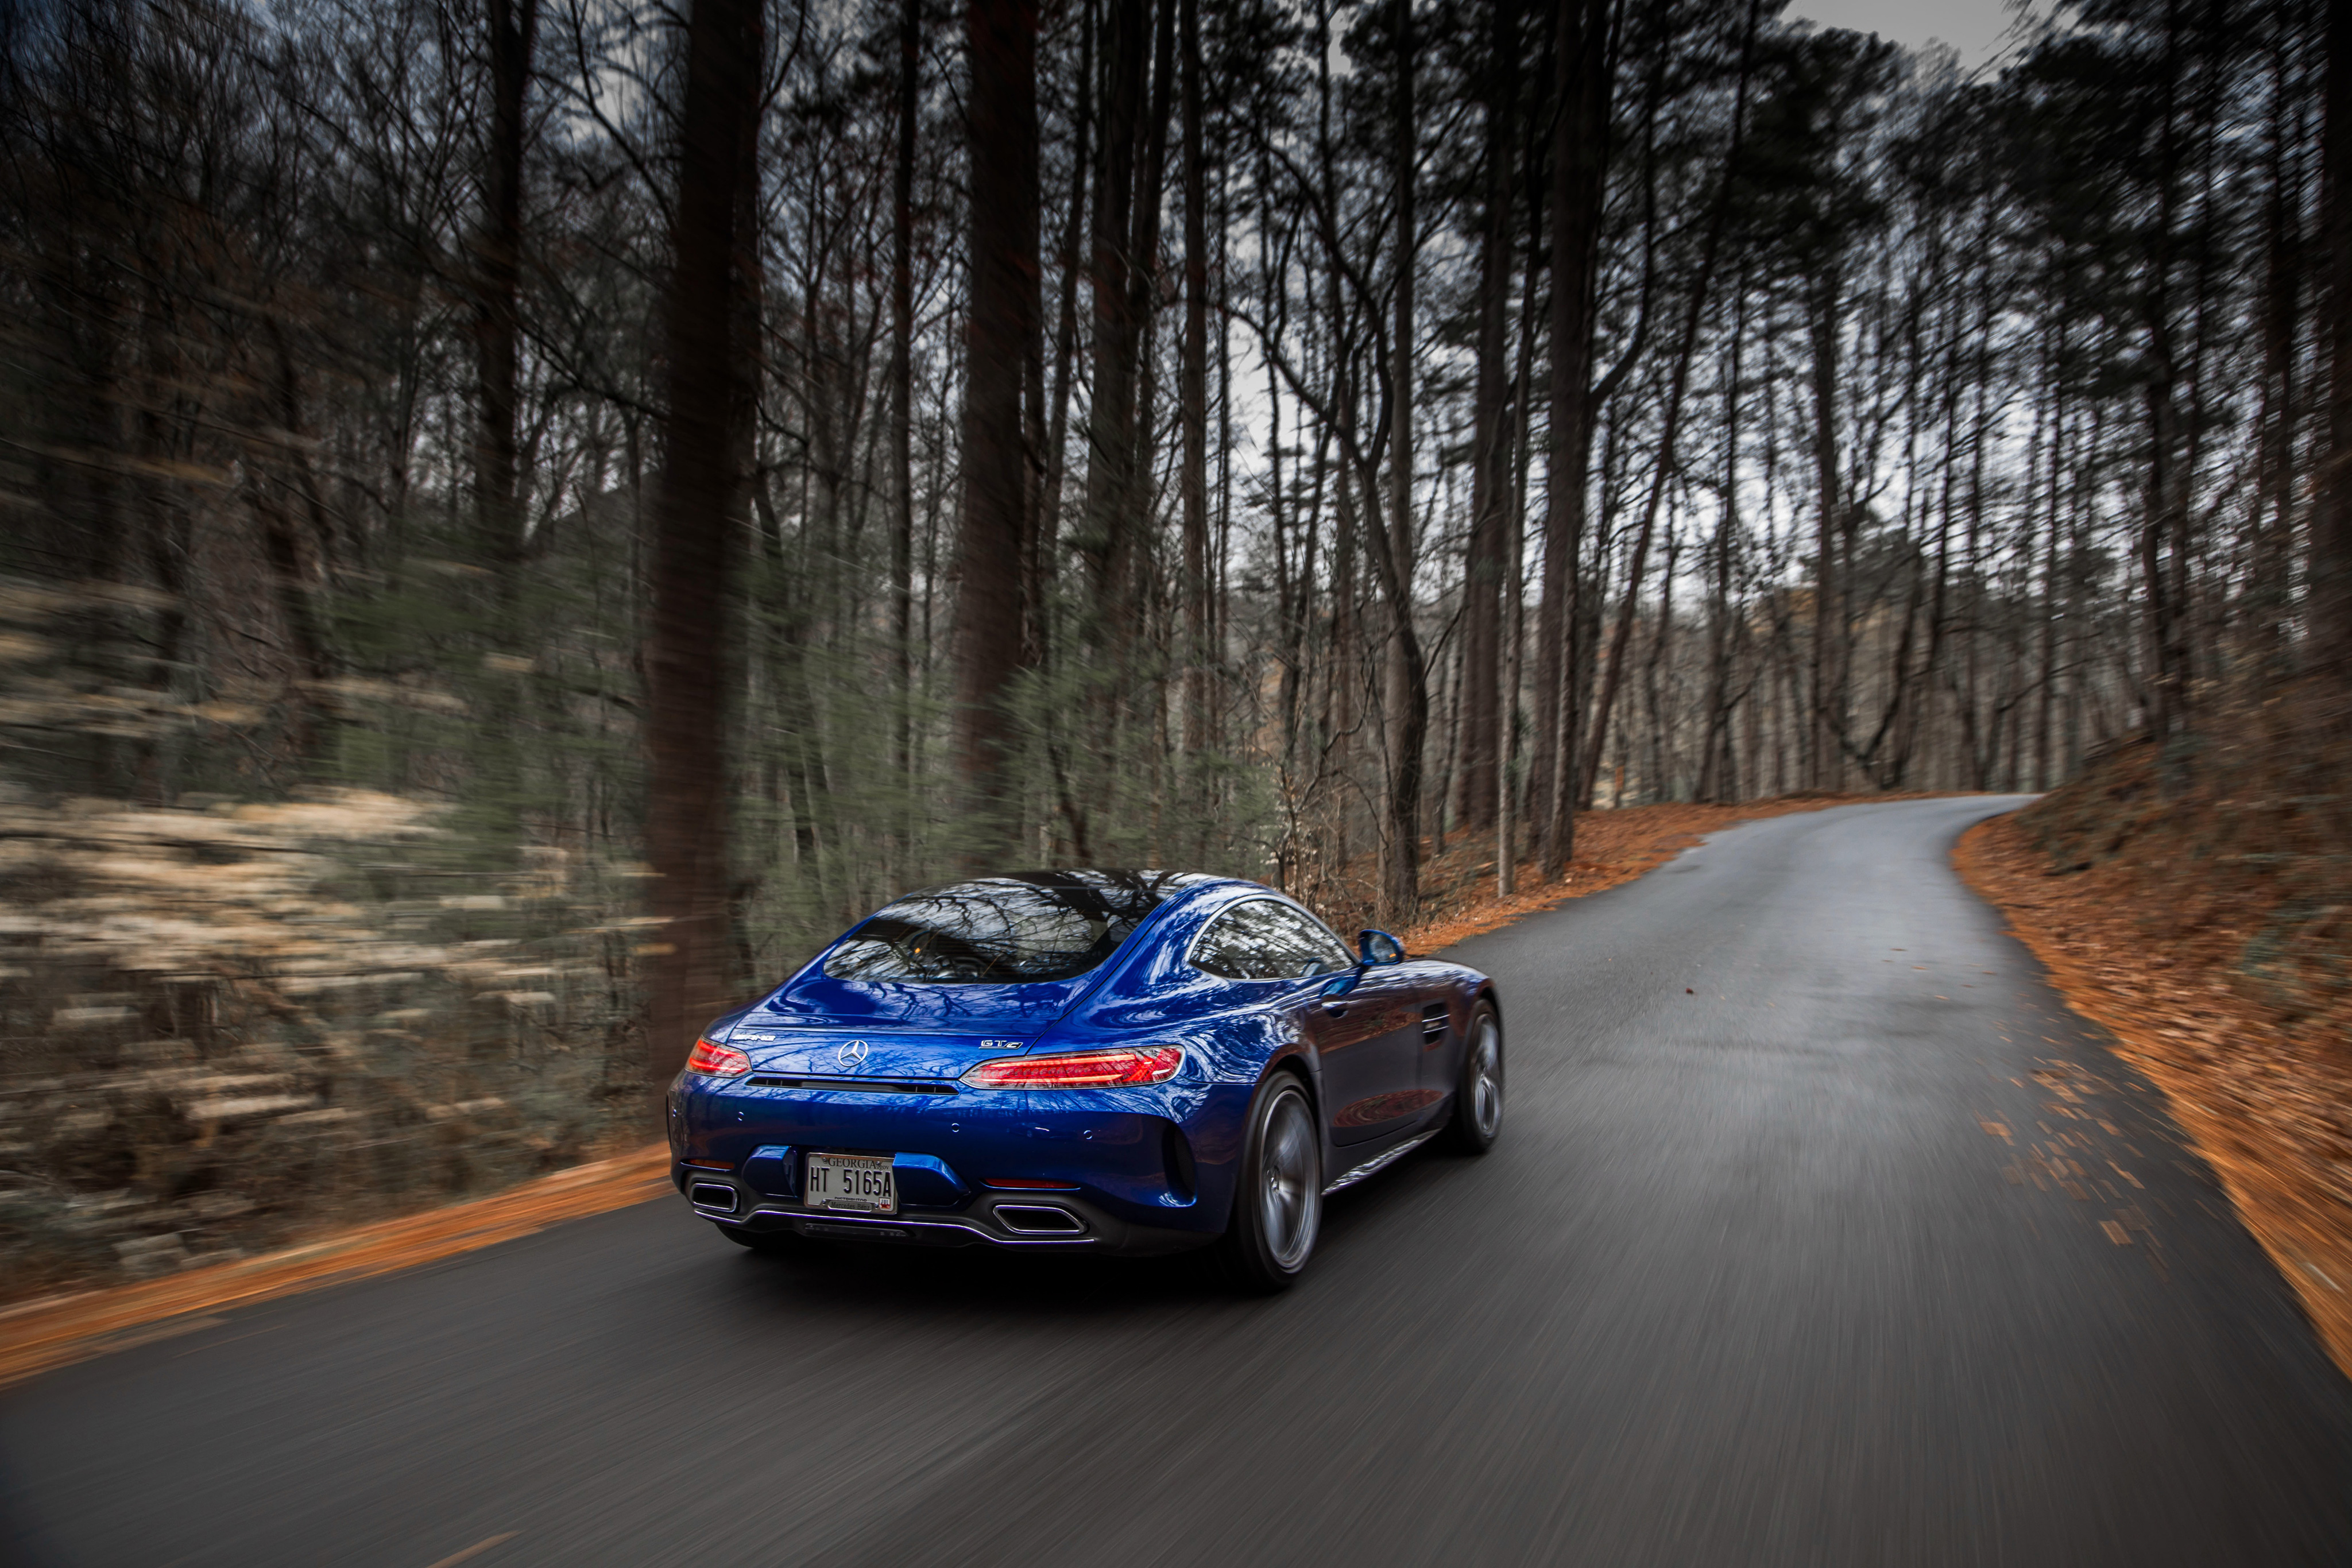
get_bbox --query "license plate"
[804,1153,896,1214]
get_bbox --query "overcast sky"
[1784,0,2050,69]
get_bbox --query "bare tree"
[1534,0,1616,876]
[2317,0,2352,681]
[951,0,1040,862]
[645,0,763,1091]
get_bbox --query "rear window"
[823,871,1197,984]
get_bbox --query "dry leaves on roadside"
[1956,813,2352,1379]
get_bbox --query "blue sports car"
[667,870,1503,1289]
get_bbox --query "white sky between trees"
[1787,0,2052,70]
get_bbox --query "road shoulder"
[1956,810,2352,1379]
[0,1143,669,1388]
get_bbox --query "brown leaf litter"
[1956,801,2352,1380]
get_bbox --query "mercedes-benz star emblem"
[837,1038,870,1068]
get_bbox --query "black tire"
[715,1222,800,1255]
[1217,1070,1323,1293]
[1440,1001,1503,1155]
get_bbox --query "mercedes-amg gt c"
[667,870,1502,1289]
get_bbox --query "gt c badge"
[837,1039,870,1067]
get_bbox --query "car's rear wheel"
[715,1222,800,1256]
[1218,1071,1322,1292]
[1441,1002,1503,1155]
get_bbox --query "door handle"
[1321,1001,1349,1016]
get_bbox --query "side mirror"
[1357,929,1405,966]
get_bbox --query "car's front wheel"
[1218,1070,1322,1292]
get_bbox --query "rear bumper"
[679,1172,1213,1255]
[668,1075,1251,1253]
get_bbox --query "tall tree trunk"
[1179,0,1210,764]
[477,0,540,587]
[1035,0,1093,857]
[1379,0,1428,924]
[2036,408,2063,789]
[953,0,1040,865]
[646,0,760,1097]
[1317,0,1353,863]
[1081,0,1147,644]
[1498,131,1545,895]
[1457,0,1517,834]
[1121,0,1178,602]
[891,0,919,792]
[477,0,541,812]
[1268,203,1306,777]
[2142,0,2190,774]
[1535,0,1614,876]
[2250,26,2300,674]
[1808,265,1842,790]
[1645,518,1679,799]
[1695,277,1743,803]
[1568,406,1620,812]
[258,319,339,766]
[728,42,768,963]
[2316,0,2352,679]
[1036,0,1093,642]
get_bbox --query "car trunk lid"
[721,1025,1035,1082]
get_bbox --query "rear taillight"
[961,1046,1184,1089]
[685,1037,751,1077]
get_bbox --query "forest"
[3,0,2349,1279]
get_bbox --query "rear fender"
[1138,1012,1317,1233]
[1195,1048,1321,1230]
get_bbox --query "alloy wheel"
[1259,1086,1321,1271]
[1468,1015,1502,1140]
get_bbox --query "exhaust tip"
[689,1182,740,1214]
[995,1203,1085,1236]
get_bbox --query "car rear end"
[668,1029,1239,1253]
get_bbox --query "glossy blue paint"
[742,1145,796,1197]
[891,1152,969,1206]
[667,873,1497,1259]
[757,974,1085,1032]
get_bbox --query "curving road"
[6,797,2350,1567]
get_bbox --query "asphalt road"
[6,796,2350,1567]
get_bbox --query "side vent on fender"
[1420,1002,1450,1042]
[1162,1122,1197,1202]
